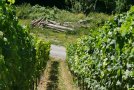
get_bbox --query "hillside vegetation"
[16,4,112,46]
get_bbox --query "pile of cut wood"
[31,18,74,32]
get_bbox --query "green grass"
[19,19,79,46]
[17,4,113,46]
[19,19,31,26]
[31,27,79,46]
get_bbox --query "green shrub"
[16,3,31,19]
[67,6,134,90]
[29,5,57,20]
[16,4,59,20]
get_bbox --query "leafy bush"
[0,1,50,89]
[67,6,134,90]
[16,4,59,20]
[16,3,31,19]
[29,5,57,20]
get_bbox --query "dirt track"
[50,45,66,60]
[38,45,79,90]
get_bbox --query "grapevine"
[0,1,50,89]
[67,6,134,90]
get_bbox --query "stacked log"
[31,19,74,32]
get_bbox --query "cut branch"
[31,19,74,32]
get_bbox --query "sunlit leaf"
[8,0,15,4]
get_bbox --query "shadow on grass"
[47,61,59,90]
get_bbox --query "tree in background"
[66,0,134,13]
[14,0,134,14]
[15,0,67,9]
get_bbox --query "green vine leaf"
[8,0,15,4]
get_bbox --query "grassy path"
[37,60,51,90]
[37,58,79,90]
[58,60,79,90]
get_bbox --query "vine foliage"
[67,6,134,90]
[0,1,50,89]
